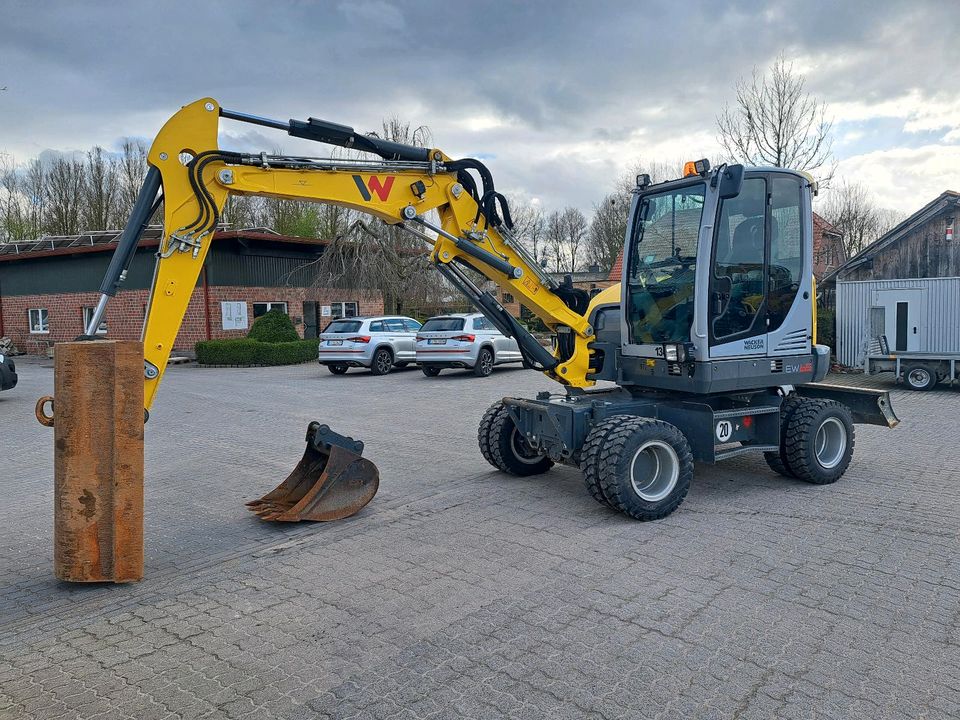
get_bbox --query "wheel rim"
[907,368,930,388]
[480,351,493,374]
[510,427,543,465]
[814,417,847,469]
[376,351,391,373]
[629,440,680,502]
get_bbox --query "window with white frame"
[252,301,288,318]
[330,301,359,318]
[28,308,49,334]
[82,307,108,334]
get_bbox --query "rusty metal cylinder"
[49,341,145,583]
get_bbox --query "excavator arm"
[88,98,600,411]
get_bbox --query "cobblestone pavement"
[1,358,958,719]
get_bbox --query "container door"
[873,289,925,352]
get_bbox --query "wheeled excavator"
[65,98,898,522]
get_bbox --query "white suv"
[318,315,421,375]
[416,313,523,377]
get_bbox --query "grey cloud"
[0,0,956,212]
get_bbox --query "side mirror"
[718,164,744,200]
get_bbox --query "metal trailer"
[837,277,960,389]
[863,340,960,391]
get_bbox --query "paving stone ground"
[1,358,958,719]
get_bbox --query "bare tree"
[0,153,28,242]
[717,54,834,181]
[82,147,119,231]
[586,161,684,272]
[819,180,905,256]
[44,155,87,235]
[117,139,149,220]
[23,158,47,239]
[509,201,548,268]
[546,207,588,274]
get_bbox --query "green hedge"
[247,309,300,343]
[195,338,318,366]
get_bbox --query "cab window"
[711,177,766,340]
[768,176,804,332]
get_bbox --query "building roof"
[812,212,841,239]
[0,226,329,263]
[608,252,624,282]
[820,190,960,285]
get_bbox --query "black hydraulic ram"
[220,108,431,162]
[82,166,162,338]
[435,261,558,372]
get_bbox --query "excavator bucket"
[246,422,379,522]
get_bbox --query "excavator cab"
[617,162,826,394]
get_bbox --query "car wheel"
[903,364,938,391]
[473,347,494,377]
[328,364,349,375]
[370,348,393,376]
[422,366,441,377]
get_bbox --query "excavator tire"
[597,417,693,521]
[246,423,379,522]
[580,416,627,508]
[764,394,805,478]
[478,400,553,476]
[782,399,855,485]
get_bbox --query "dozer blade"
[246,422,379,522]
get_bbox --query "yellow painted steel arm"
[141,98,598,408]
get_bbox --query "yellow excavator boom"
[77,98,608,523]
[112,98,600,408]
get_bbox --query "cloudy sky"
[1,0,958,218]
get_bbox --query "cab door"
[708,176,769,358]
[708,172,812,359]
[765,174,812,356]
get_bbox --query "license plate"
[328,340,343,346]
[428,339,445,345]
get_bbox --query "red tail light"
[452,334,476,343]
[346,335,371,343]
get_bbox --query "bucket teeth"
[246,424,379,522]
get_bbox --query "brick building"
[0,228,382,355]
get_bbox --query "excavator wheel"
[246,423,379,522]
[580,416,627,508]
[764,394,805,478]
[478,401,553,476]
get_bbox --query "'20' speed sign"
[715,420,733,442]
